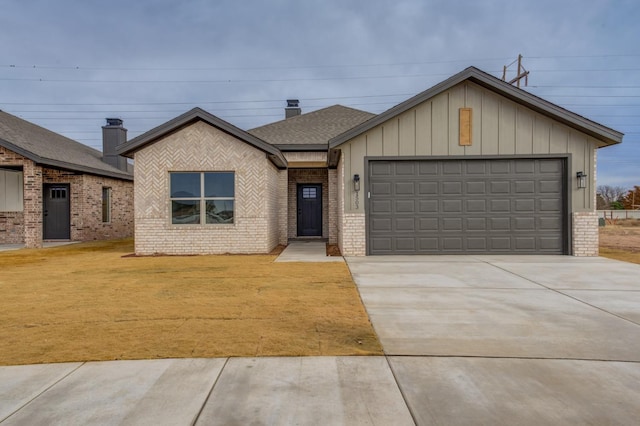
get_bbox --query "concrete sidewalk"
[0,357,413,425]
[0,242,78,252]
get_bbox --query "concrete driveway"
[347,255,640,425]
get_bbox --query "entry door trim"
[43,183,71,240]
[297,183,323,237]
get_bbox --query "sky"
[1,0,639,189]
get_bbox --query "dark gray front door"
[43,184,71,240]
[297,184,322,237]
[368,159,566,255]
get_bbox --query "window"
[302,187,317,199]
[0,169,24,212]
[170,172,234,225]
[102,187,111,223]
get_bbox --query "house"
[0,112,134,248]
[117,67,623,257]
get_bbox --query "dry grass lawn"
[0,239,382,366]
[599,220,640,265]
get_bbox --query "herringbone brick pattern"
[134,121,284,255]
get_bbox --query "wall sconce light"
[576,171,587,189]
[353,174,360,192]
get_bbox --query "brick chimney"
[102,118,128,172]
[285,99,301,119]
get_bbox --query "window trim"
[169,171,235,225]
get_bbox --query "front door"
[297,184,322,237]
[43,184,71,240]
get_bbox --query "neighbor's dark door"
[297,184,322,237]
[43,184,71,240]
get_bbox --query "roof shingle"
[249,105,375,148]
[0,111,132,180]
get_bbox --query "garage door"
[368,158,566,255]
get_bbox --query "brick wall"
[287,168,328,239]
[133,120,280,255]
[336,156,366,256]
[572,212,598,256]
[328,168,338,244]
[80,174,134,240]
[22,161,43,248]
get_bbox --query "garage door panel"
[490,181,511,194]
[418,218,438,231]
[395,182,415,195]
[539,159,563,173]
[466,181,486,194]
[368,159,566,255]
[443,162,463,174]
[418,182,438,195]
[466,161,486,174]
[370,162,392,176]
[443,218,463,231]
[467,218,487,231]
[419,162,438,175]
[515,237,536,250]
[466,238,487,250]
[442,181,463,194]
[539,180,562,193]
[395,218,415,231]
[395,162,416,175]
[539,198,562,212]
[515,180,535,193]
[371,182,392,195]
[540,236,562,250]
[371,199,392,213]
[395,200,415,213]
[419,200,438,212]
[490,237,511,250]
[419,238,439,250]
[515,199,535,212]
[490,217,511,230]
[515,160,536,173]
[490,161,511,174]
[466,199,487,212]
[442,238,463,250]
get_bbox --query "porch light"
[353,174,360,192]
[576,171,587,189]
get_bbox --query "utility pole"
[502,54,529,87]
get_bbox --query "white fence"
[598,210,640,220]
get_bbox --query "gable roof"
[329,66,624,148]
[117,107,287,169]
[249,105,375,150]
[0,110,132,180]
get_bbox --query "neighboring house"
[117,67,623,257]
[0,112,134,247]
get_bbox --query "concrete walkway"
[274,240,344,262]
[2,255,640,425]
[0,242,78,252]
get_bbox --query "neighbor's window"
[170,172,234,225]
[0,169,24,212]
[102,187,111,223]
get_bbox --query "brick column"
[572,212,598,256]
[23,161,43,248]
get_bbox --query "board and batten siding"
[340,81,598,213]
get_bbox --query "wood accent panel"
[459,108,472,146]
